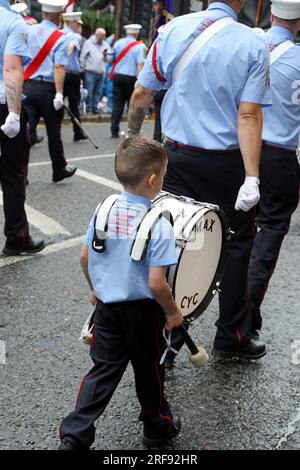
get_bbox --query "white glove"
[235,176,260,212]
[1,112,20,138]
[53,92,64,111]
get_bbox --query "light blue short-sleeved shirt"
[0,1,31,102]
[84,192,177,304]
[26,19,68,81]
[262,26,300,150]
[62,26,82,74]
[112,36,145,77]
[138,2,272,150]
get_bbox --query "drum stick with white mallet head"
[63,105,99,149]
[177,325,209,368]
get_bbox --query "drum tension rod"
[212,282,222,295]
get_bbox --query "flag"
[64,0,75,13]
[149,0,174,44]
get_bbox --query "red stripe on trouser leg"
[236,329,241,348]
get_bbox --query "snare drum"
[154,192,231,321]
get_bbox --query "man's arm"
[54,64,65,94]
[235,101,263,211]
[79,41,89,70]
[52,64,66,111]
[238,101,263,177]
[127,83,154,136]
[3,54,23,114]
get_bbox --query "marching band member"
[62,10,87,142]
[248,0,300,336]
[59,136,183,450]
[11,1,38,25]
[0,0,45,255]
[109,24,146,138]
[128,0,271,362]
[22,0,77,183]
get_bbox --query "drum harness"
[81,193,231,366]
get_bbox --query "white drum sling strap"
[270,40,294,65]
[92,194,172,258]
[92,194,119,253]
[172,16,235,83]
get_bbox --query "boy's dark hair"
[115,135,167,188]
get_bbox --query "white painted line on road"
[29,153,114,167]
[0,191,70,236]
[76,169,122,191]
[0,235,84,269]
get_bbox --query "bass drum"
[154,192,231,321]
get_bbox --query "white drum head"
[169,210,223,318]
[154,192,229,320]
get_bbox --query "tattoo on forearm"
[128,106,146,135]
[5,79,20,114]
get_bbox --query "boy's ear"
[148,173,157,187]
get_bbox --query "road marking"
[275,408,300,449]
[0,191,70,236]
[76,169,122,191]
[29,153,115,167]
[0,235,84,268]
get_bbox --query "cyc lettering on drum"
[181,293,199,310]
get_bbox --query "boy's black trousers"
[59,299,173,449]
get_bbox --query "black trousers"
[248,146,300,330]
[111,73,136,136]
[23,80,67,175]
[163,143,255,350]
[59,299,173,449]
[153,90,167,143]
[0,104,29,248]
[64,73,84,139]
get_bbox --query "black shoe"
[213,339,266,360]
[30,135,43,147]
[53,165,77,183]
[59,438,82,451]
[73,134,88,142]
[2,236,45,256]
[143,416,181,448]
[111,134,119,138]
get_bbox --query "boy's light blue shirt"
[26,20,68,81]
[262,26,300,150]
[138,2,272,150]
[62,26,82,74]
[112,36,145,77]
[0,1,31,102]
[84,192,177,304]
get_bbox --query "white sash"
[172,16,235,83]
[270,40,294,65]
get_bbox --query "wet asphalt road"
[0,121,299,451]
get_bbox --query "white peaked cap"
[11,2,28,13]
[124,24,142,34]
[271,0,300,19]
[38,0,68,13]
[62,11,83,24]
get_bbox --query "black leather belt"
[165,139,239,154]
